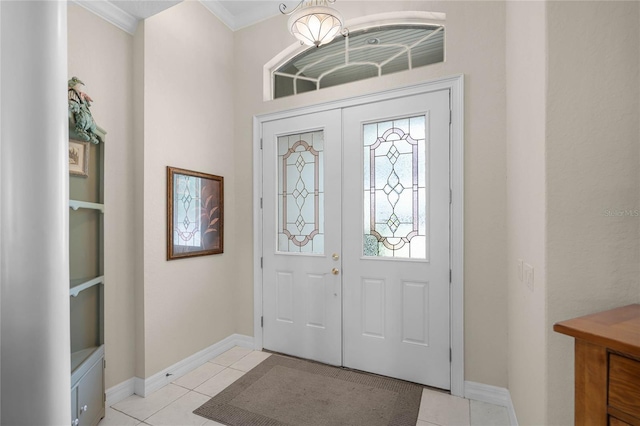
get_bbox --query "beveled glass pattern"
[278,131,324,253]
[363,116,427,259]
[174,174,202,247]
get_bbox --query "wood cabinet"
[69,127,106,426]
[554,304,640,426]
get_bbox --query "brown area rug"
[193,354,423,426]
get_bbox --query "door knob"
[331,268,339,275]
[332,253,340,261]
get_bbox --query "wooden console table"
[554,304,640,425]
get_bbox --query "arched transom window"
[272,23,445,99]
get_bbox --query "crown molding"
[72,0,284,34]
[228,5,281,31]
[199,0,283,31]
[199,0,237,31]
[71,0,139,35]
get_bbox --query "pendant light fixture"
[279,0,348,47]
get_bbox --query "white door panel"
[262,110,342,366]
[342,90,451,388]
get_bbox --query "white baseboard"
[464,381,518,426]
[105,377,135,407]
[105,334,254,404]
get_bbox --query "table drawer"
[609,353,640,420]
[610,416,632,426]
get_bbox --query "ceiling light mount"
[280,0,348,47]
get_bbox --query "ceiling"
[82,0,299,33]
[109,0,182,19]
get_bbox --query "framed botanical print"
[69,139,90,177]
[167,166,224,260]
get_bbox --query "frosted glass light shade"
[288,4,343,47]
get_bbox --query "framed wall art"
[167,166,224,260]
[69,139,90,177]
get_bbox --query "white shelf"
[71,345,104,386]
[70,276,104,297]
[69,199,104,213]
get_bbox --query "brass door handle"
[331,268,340,275]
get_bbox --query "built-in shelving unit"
[69,126,106,426]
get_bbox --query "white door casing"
[253,76,464,396]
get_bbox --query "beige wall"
[506,3,640,424]
[233,1,509,388]
[70,0,240,383]
[505,2,547,424]
[68,5,136,388]
[546,2,640,424]
[133,20,146,380]
[69,3,640,418]
[140,1,237,377]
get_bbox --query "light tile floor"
[101,347,510,426]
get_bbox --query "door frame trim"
[252,75,465,396]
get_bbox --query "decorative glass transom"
[363,116,427,259]
[174,174,202,248]
[278,131,324,253]
[274,25,444,99]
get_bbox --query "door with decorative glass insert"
[342,90,451,389]
[261,90,450,389]
[262,110,342,366]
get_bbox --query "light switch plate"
[524,263,534,291]
[517,259,523,282]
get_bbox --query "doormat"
[193,354,423,426]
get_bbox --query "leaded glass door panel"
[261,89,451,389]
[262,110,342,366]
[342,90,451,389]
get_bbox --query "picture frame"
[69,139,90,177]
[167,166,224,260]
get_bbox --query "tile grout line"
[141,389,184,423]
[171,382,192,392]
[113,385,189,423]
[191,388,215,399]
[175,365,241,396]
[172,363,231,390]
[145,390,202,425]
[169,349,262,395]
[109,406,147,423]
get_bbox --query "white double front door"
[261,90,451,389]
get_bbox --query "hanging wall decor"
[167,166,224,260]
[69,139,90,177]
